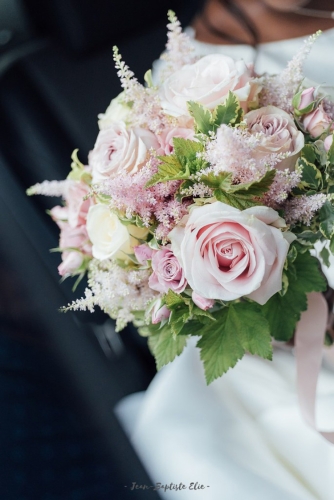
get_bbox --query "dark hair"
[200,0,259,47]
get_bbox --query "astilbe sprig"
[260,31,322,112]
[112,47,167,133]
[159,10,197,79]
[63,258,158,331]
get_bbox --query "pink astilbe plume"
[98,157,189,238]
[113,47,167,133]
[160,10,196,78]
[283,193,327,226]
[260,31,321,112]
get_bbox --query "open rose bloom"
[28,13,333,387]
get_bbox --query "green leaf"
[297,230,322,244]
[173,137,203,159]
[301,144,317,164]
[320,245,330,267]
[227,169,276,197]
[215,190,260,210]
[145,155,188,187]
[298,158,322,190]
[164,289,186,309]
[212,91,243,128]
[211,170,275,210]
[319,200,334,239]
[327,133,334,165]
[262,251,326,341]
[196,303,272,384]
[187,101,213,135]
[67,149,92,184]
[148,324,188,370]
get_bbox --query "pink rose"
[134,244,154,265]
[56,224,92,277]
[244,106,304,171]
[64,182,92,228]
[148,247,187,294]
[156,127,195,155]
[324,134,333,152]
[159,54,259,117]
[151,301,171,324]
[58,251,83,277]
[192,291,214,311]
[89,121,159,183]
[303,104,332,138]
[298,87,315,110]
[169,202,292,305]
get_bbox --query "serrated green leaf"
[164,289,186,309]
[148,324,188,370]
[145,155,189,187]
[227,169,276,197]
[330,236,334,254]
[200,171,233,189]
[187,101,213,135]
[320,245,330,267]
[214,190,260,209]
[262,251,326,341]
[173,137,203,158]
[196,303,272,384]
[213,91,243,128]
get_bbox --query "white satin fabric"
[116,29,334,500]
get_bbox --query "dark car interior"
[0,0,201,497]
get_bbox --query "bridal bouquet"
[28,13,334,384]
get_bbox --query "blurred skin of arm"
[192,0,334,45]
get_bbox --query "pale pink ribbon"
[295,291,334,444]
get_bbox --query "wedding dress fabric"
[116,29,334,500]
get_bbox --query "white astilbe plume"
[63,259,159,331]
[113,47,167,133]
[284,193,327,226]
[26,180,71,197]
[160,10,196,78]
[260,31,321,112]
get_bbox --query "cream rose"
[89,121,159,183]
[98,92,130,130]
[86,204,147,261]
[158,54,258,117]
[169,202,293,305]
[244,106,304,171]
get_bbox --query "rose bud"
[134,244,153,265]
[293,87,316,115]
[303,104,332,138]
[192,291,215,311]
[151,301,171,324]
[324,134,333,152]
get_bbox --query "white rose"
[158,54,259,117]
[98,92,131,130]
[87,204,148,261]
[89,121,159,183]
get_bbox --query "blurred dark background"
[0,0,201,498]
